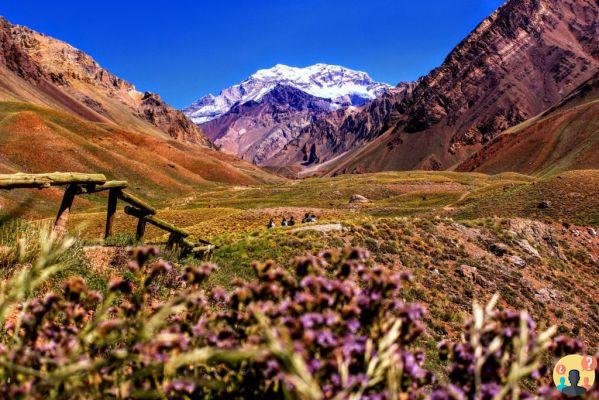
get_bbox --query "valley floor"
[56,169,599,349]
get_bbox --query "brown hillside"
[456,73,599,175]
[0,102,280,215]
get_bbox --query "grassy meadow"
[59,170,599,345]
[0,169,597,397]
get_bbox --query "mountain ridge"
[0,16,210,145]
[190,64,394,165]
[183,63,391,124]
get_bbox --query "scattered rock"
[489,242,508,257]
[456,264,477,282]
[587,227,597,237]
[507,255,526,268]
[535,287,558,302]
[349,194,369,203]
[537,201,551,209]
[572,229,580,237]
[432,269,440,275]
[516,239,541,259]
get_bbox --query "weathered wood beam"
[194,237,213,246]
[96,181,128,190]
[104,188,119,239]
[123,206,189,237]
[0,172,106,189]
[79,181,128,194]
[180,238,215,251]
[192,245,215,254]
[177,238,216,258]
[180,238,216,249]
[179,238,196,249]
[123,205,154,219]
[53,184,79,237]
[118,191,156,214]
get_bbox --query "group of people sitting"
[267,212,317,228]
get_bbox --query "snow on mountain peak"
[183,63,391,123]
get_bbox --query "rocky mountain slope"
[0,17,209,145]
[200,85,335,165]
[296,0,599,175]
[267,82,415,171]
[456,71,599,175]
[183,63,390,124]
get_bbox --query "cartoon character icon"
[562,370,587,396]
[557,376,567,392]
[553,355,596,397]
[582,377,592,390]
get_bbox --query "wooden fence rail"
[0,172,107,189]
[0,172,213,258]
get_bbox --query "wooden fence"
[0,172,214,258]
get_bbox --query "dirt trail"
[290,223,343,233]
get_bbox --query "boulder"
[349,194,369,203]
[507,255,526,268]
[489,242,508,257]
[587,227,597,237]
[535,287,558,303]
[516,239,540,259]
[456,264,477,282]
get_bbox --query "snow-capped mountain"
[200,84,337,165]
[183,63,391,123]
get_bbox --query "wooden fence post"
[166,233,181,250]
[53,184,78,237]
[136,219,147,243]
[104,188,120,239]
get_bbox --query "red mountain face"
[456,71,599,175]
[0,17,209,145]
[301,0,598,175]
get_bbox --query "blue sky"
[2,0,505,108]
